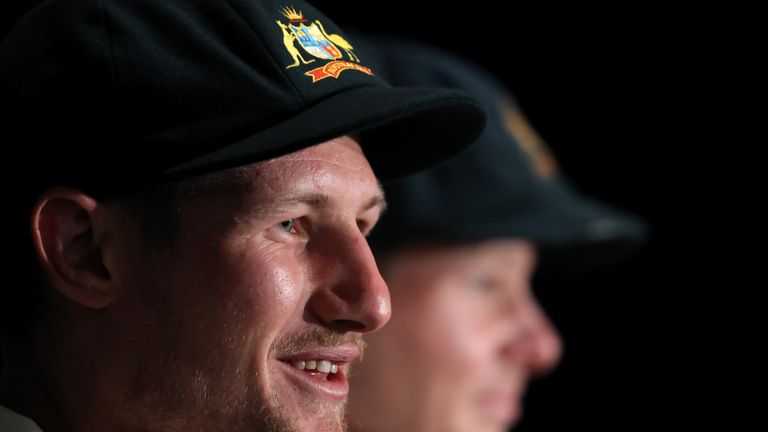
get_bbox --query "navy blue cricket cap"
[0,0,486,201]
[352,35,648,270]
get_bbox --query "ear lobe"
[31,187,115,309]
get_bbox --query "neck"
[1,313,122,432]
[1,338,67,432]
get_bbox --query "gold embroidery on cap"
[312,20,360,63]
[305,61,374,83]
[276,22,315,68]
[277,6,373,81]
[498,97,559,178]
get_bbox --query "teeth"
[288,359,341,374]
[317,360,332,373]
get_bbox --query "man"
[345,36,648,432]
[0,2,485,431]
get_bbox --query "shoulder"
[0,405,45,432]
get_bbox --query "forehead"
[180,136,381,210]
[255,136,375,192]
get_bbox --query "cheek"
[208,244,307,334]
[266,262,305,312]
[383,288,492,399]
[417,291,495,371]
[149,241,308,360]
[419,293,515,431]
[385,291,493,429]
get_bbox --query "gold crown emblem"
[281,6,306,22]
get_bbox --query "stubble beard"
[120,332,356,432]
[123,353,346,432]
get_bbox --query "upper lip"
[276,345,361,365]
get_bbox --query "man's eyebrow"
[364,193,387,214]
[369,181,388,214]
[246,187,387,219]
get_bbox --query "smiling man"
[0,1,484,431]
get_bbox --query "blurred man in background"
[346,36,648,432]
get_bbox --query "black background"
[2,1,752,430]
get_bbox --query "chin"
[264,392,347,432]
[458,411,520,432]
[292,411,347,432]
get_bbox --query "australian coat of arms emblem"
[276,6,373,83]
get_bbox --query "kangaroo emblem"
[276,20,315,69]
[313,20,360,63]
[276,6,373,82]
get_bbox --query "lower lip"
[276,361,349,402]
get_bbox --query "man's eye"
[357,219,371,236]
[279,219,295,233]
[467,276,496,292]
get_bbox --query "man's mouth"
[276,347,360,400]
[272,329,365,401]
[279,347,357,379]
[476,386,526,425]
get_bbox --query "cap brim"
[445,179,650,271]
[369,177,648,272]
[159,86,486,182]
[510,180,649,271]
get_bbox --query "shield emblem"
[289,23,342,60]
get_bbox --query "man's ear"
[30,187,115,309]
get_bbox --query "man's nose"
[501,299,563,376]
[307,228,391,333]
